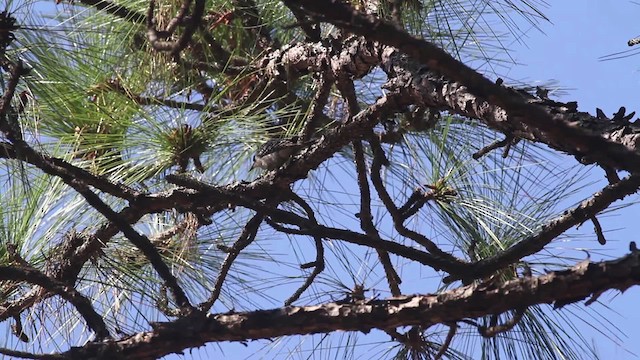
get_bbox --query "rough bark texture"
[61,252,640,359]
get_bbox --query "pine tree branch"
[0,266,110,340]
[285,0,640,174]
[58,251,640,359]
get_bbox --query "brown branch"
[0,266,110,340]
[284,192,325,305]
[0,142,139,201]
[146,0,205,55]
[0,60,28,142]
[434,322,457,360]
[473,136,512,160]
[446,173,640,283]
[368,136,463,266]
[58,252,640,359]
[199,213,264,311]
[286,0,640,174]
[353,140,402,295]
[591,216,607,245]
[479,308,525,337]
[75,186,193,313]
[301,72,333,141]
[0,347,63,359]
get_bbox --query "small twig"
[0,60,28,142]
[479,308,525,337]
[284,192,325,305]
[591,216,606,245]
[336,78,359,119]
[285,234,324,305]
[433,322,457,360]
[399,184,457,220]
[602,165,620,184]
[369,136,463,265]
[91,77,211,111]
[301,72,333,141]
[11,314,29,342]
[0,346,63,359]
[146,0,205,55]
[199,213,264,311]
[165,0,193,35]
[473,136,512,160]
[353,140,401,295]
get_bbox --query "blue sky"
[502,1,640,358]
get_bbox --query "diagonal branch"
[199,213,264,311]
[353,140,402,295]
[368,135,462,266]
[75,187,193,312]
[446,173,640,283]
[283,192,325,305]
[0,266,110,340]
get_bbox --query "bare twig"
[284,192,325,305]
[353,140,402,295]
[0,60,28,142]
[302,72,333,141]
[146,0,205,55]
[591,216,606,245]
[199,213,264,311]
[479,308,525,337]
[75,187,193,313]
[0,347,63,359]
[368,136,463,265]
[434,322,457,360]
[473,136,512,160]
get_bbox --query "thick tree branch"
[58,251,640,359]
[285,0,640,174]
